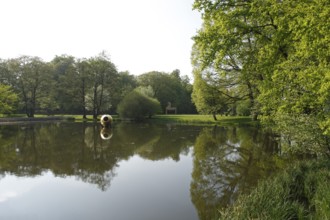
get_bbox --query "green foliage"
[0,53,196,118]
[117,89,161,120]
[85,52,118,119]
[6,56,53,117]
[0,84,18,114]
[192,0,330,152]
[263,113,330,156]
[220,160,330,219]
[137,70,196,114]
[51,55,80,113]
[192,69,230,117]
[110,71,137,112]
[0,52,131,118]
[236,99,251,116]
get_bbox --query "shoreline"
[0,115,254,126]
[0,116,75,125]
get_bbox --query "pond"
[0,122,282,220]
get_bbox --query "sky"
[0,0,202,78]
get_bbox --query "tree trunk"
[212,113,217,121]
[246,81,259,121]
[81,79,87,119]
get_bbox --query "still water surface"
[0,122,281,220]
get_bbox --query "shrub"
[117,90,161,120]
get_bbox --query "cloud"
[0,191,18,203]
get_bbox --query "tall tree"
[51,55,78,114]
[110,71,137,113]
[85,52,118,119]
[7,56,53,117]
[192,0,329,120]
[192,67,232,120]
[192,0,264,119]
[76,58,92,119]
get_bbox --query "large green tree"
[192,0,330,135]
[51,55,79,114]
[6,56,53,117]
[85,52,118,119]
[192,69,229,120]
[192,0,264,119]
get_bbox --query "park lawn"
[0,114,254,125]
[152,114,255,125]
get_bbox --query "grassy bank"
[0,114,120,122]
[51,114,253,125]
[152,114,255,125]
[0,114,253,125]
[220,159,330,219]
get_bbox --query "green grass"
[152,114,255,125]
[219,159,330,219]
[0,114,119,120]
[55,114,120,121]
[0,114,254,125]
[0,114,26,118]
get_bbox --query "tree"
[254,0,330,131]
[117,88,161,120]
[7,56,53,117]
[192,0,264,120]
[109,71,137,114]
[50,55,79,114]
[74,58,92,119]
[192,68,230,120]
[192,0,330,154]
[0,84,18,114]
[137,70,196,114]
[85,52,118,119]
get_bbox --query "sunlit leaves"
[193,0,330,144]
[0,84,18,114]
[117,89,161,120]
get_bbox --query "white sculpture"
[100,114,113,128]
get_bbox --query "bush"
[117,90,161,120]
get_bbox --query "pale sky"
[0,0,202,78]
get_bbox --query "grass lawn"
[152,114,255,125]
[0,114,255,125]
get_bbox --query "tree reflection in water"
[190,126,283,220]
[0,122,200,191]
[0,122,285,219]
[0,122,120,191]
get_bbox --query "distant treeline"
[0,52,197,118]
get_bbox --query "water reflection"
[100,128,113,140]
[191,126,282,220]
[0,122,200,191]
[0,122,283,219]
